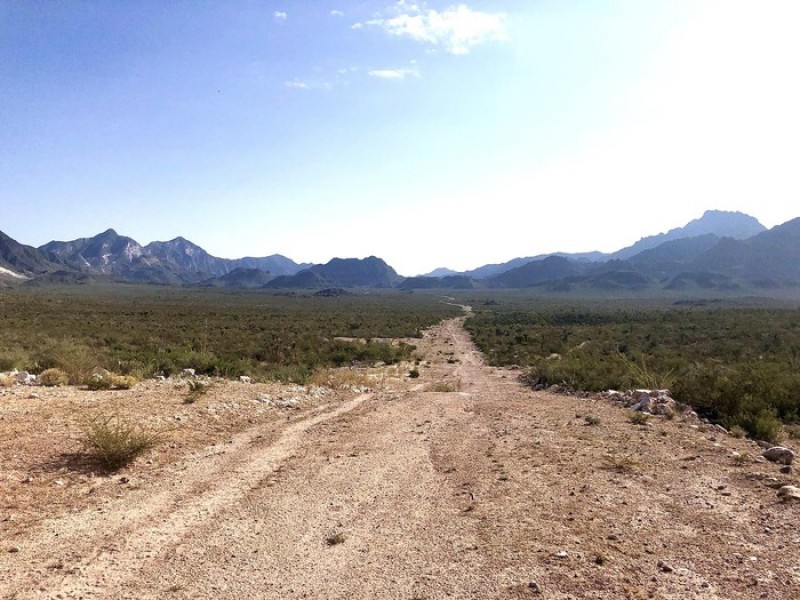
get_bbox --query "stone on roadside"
[763,446,795,465]
[776,485,800,502]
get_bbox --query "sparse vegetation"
[184,380,210,404]
[408,368,420,379]
[38,368,69,387]
[0,286,458,384]
[462,294,800,441]
[81,414,164,470]
[428,379,461,392]
[584,415,601,426]
[601,452,640,473]
[628,412,650,425]
[325,532,346,546]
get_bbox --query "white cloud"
[330,10,345,17]
[284,79,308,89]
[368,67,420,79]
[359,2,507,55]
[273,11,287,22]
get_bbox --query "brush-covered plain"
[0,286,460,384]
[461,292,800,442]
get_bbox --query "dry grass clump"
[0,374,15,387]
[427,379,462,392]
[308,368,372,390]
[628,412,650,425]
[81,415,163,470]
[601,452,641,473]
[38,368,70,387]
[184,379,210,404]
[86,372,138,391]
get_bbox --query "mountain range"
[1,210,798,292]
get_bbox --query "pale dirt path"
[2,311,799,599]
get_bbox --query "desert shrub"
[0,374,14,387]
[467,299,800,442]
[81,415,163,470]
[266,364,313,384]
[38,367,69,387]
[628,412,650,425]
[428,380,461,392]
[111,374,137,390]
[307,368,371,390]
[86,375,113,390]
[184,379,210,403]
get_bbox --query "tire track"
[3,394,371,599]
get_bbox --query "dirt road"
[2,313,798,599]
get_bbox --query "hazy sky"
[2,1,799,275]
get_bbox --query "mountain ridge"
[1,210,797,291]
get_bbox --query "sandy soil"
[1,310,798,599]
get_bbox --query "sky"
[2,1,799,276]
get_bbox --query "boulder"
[763,446,795,465]
[776,485,800,501]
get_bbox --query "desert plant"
[86,375,113,390]
[584,415,601,426]
[601,452,640,473]
[81,415,163,470]
[618,352,675,391]
[325,532,346,546]
[729,425,747,439]
[0,374,15,387]
[428,380,461,392]
[111,374,137,390]
[628,412,650,425]
[184,379,210,404]
[38,368,70,387]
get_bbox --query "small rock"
[119,477,130,484]
[657,560,674,573]
[54,479,64,486]
[777,485,800,502]
[555,550,568,559]
[8,546,20,553]
[527,580,542,593]
[27,393,40,400]
[763,446,795,465]
[239,376,251,384]
[780,465,792,474]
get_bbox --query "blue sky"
[2,1,799,275]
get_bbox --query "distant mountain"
[447,251,607,281]
[37,229,307,284]
[612,210,766,261]
[0,230,61,278]
[422,267,459,278]
[487,256,582,288]
[41,229,145,274]
[204,268,275,288]
[144,237,224,275]
[1,210,797,291]
[399,275,474,290]
[232,255,311,276]
[266,257,401,289]
[692,217,800,286]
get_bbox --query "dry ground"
[1,311,798,599]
